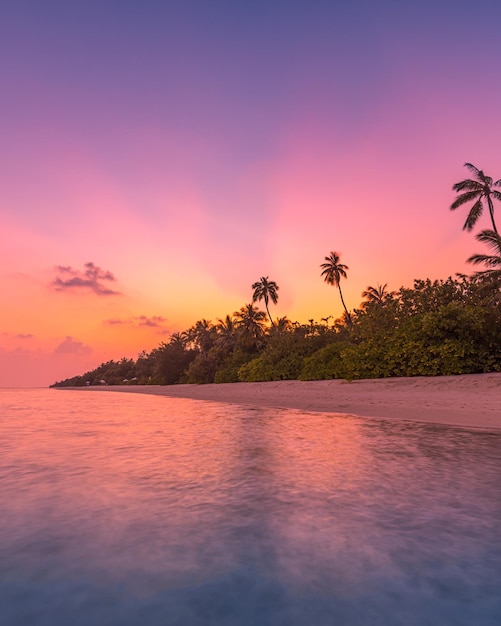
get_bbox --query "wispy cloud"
[51,262,120,296]
[103,314,170,333]
[104,318,125,326]
[2,332,34,339]
[136,315,167,328]
[0,342,97,387]
[53,336,92,355]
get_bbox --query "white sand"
[72,373,501,431]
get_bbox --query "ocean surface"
[1,388,500,626]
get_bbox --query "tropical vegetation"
[52,274,501,387]
[52,164,501,388]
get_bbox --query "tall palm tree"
[252,276,279,325]
[320,251,351,323]
[451,163,501,234]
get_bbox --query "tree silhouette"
[320,251,351,323]
[451,163,501,234]
[183,319,214,354]
[361,283,393,307]
[467,229,501,283]
[252,276,279,325]
[215,314,238,352]
[234,304,267,351]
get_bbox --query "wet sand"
[69,373,501,431]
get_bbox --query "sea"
[1,387,500,626]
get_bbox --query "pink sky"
[1,1,501,387]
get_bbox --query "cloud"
[1,332,34,339]
[0,342,99,387]
[136,315,167,328]
[103,314,170,333]
[51,262,120,296]
[53,336,92,356]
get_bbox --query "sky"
[2,0,501,387]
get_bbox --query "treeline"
[52,162,501,387]
[51,274,501,387]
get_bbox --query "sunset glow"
[2,1,501,386]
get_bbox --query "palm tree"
[467,229,501,278]
[320,251,351,323]
[252,276,279,325]
[184,319,214,354]
[361,283,392,307]
[271,316,292,335]
[467,229,501,305]
[215,314,238,352]
[234,304,267,351]
[169,332,187,347]
[451,163,501,234]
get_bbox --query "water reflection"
[0,388,500,625]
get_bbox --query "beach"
[70,373,501,431]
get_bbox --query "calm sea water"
[1,388,500,626]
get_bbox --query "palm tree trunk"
[265,302,274,325]
[487,196,499,235]
[264,296,274,325]
[338,285,352,324]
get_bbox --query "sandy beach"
[72,373,501,431]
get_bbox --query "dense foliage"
[51,163,501,387]
[51,274,501,387]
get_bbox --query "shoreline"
[64,373,501,431]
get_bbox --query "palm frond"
[464,199,483,230]
[467,253,501,267]
[320,253,348,279]
[491,190,501,202]
[467,229,501,270]
[464,162,481,177]
[323,252,340,265]
[450,190,481,209]
[473,268,501,281]
[475,229,501,255]
[320,269,335,285]
[466,253,484,266]
[452,180,482,193]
